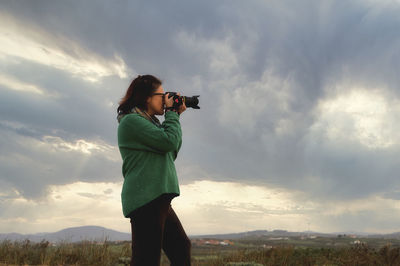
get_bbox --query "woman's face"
[146,85,165,116]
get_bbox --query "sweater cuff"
[165,110,180,118]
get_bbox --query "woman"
[117,74,191,266]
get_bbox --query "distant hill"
[0,226,131,243]
[1,226,400,243]
[367,232,400,239]
[190,229,334,239]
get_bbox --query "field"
[1,235,400,265]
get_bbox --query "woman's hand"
[164,93,174,108]
[178,101,187,115]
[164,92,187,115]
[176,93,186,115]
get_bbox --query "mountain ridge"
[1,226,400,243]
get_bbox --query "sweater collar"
[117,107,162,128]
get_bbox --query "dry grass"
[1,240,400,265]
[0,239,130,266]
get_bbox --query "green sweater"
[117,111,182,217]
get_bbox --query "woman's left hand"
[178,102,187,115]
[176,93,187,115]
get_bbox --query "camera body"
[166,92,200,110]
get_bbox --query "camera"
[166,92,200,110]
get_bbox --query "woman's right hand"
[164,93,174,108]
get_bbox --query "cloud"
[0,11,129,83]
[170,0,400,203]
[0,73,57,97]
[310,87,400,149]
[0,182,125,234]
[302,86,400,199]
[1,0,400,234]
[0,126,120,198]
[174,180,400,234]
[3,180,399,235]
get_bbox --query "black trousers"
[128,193,192,266]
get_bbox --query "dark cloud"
[0,126,120,199]
[77,192,106,200]
[0,0,400,205]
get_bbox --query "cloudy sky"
[1,0,400,236]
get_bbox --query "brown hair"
[117,74,162,114]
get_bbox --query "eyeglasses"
[151,93,165,96]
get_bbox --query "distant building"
[191,238,234,246]
[268,237,289,240]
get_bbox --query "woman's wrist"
[165,108,179,115]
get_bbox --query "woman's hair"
[117,74,162,114]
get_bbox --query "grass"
[188,244,400,265]
[0,239,130,266]
[1,239,400,265]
